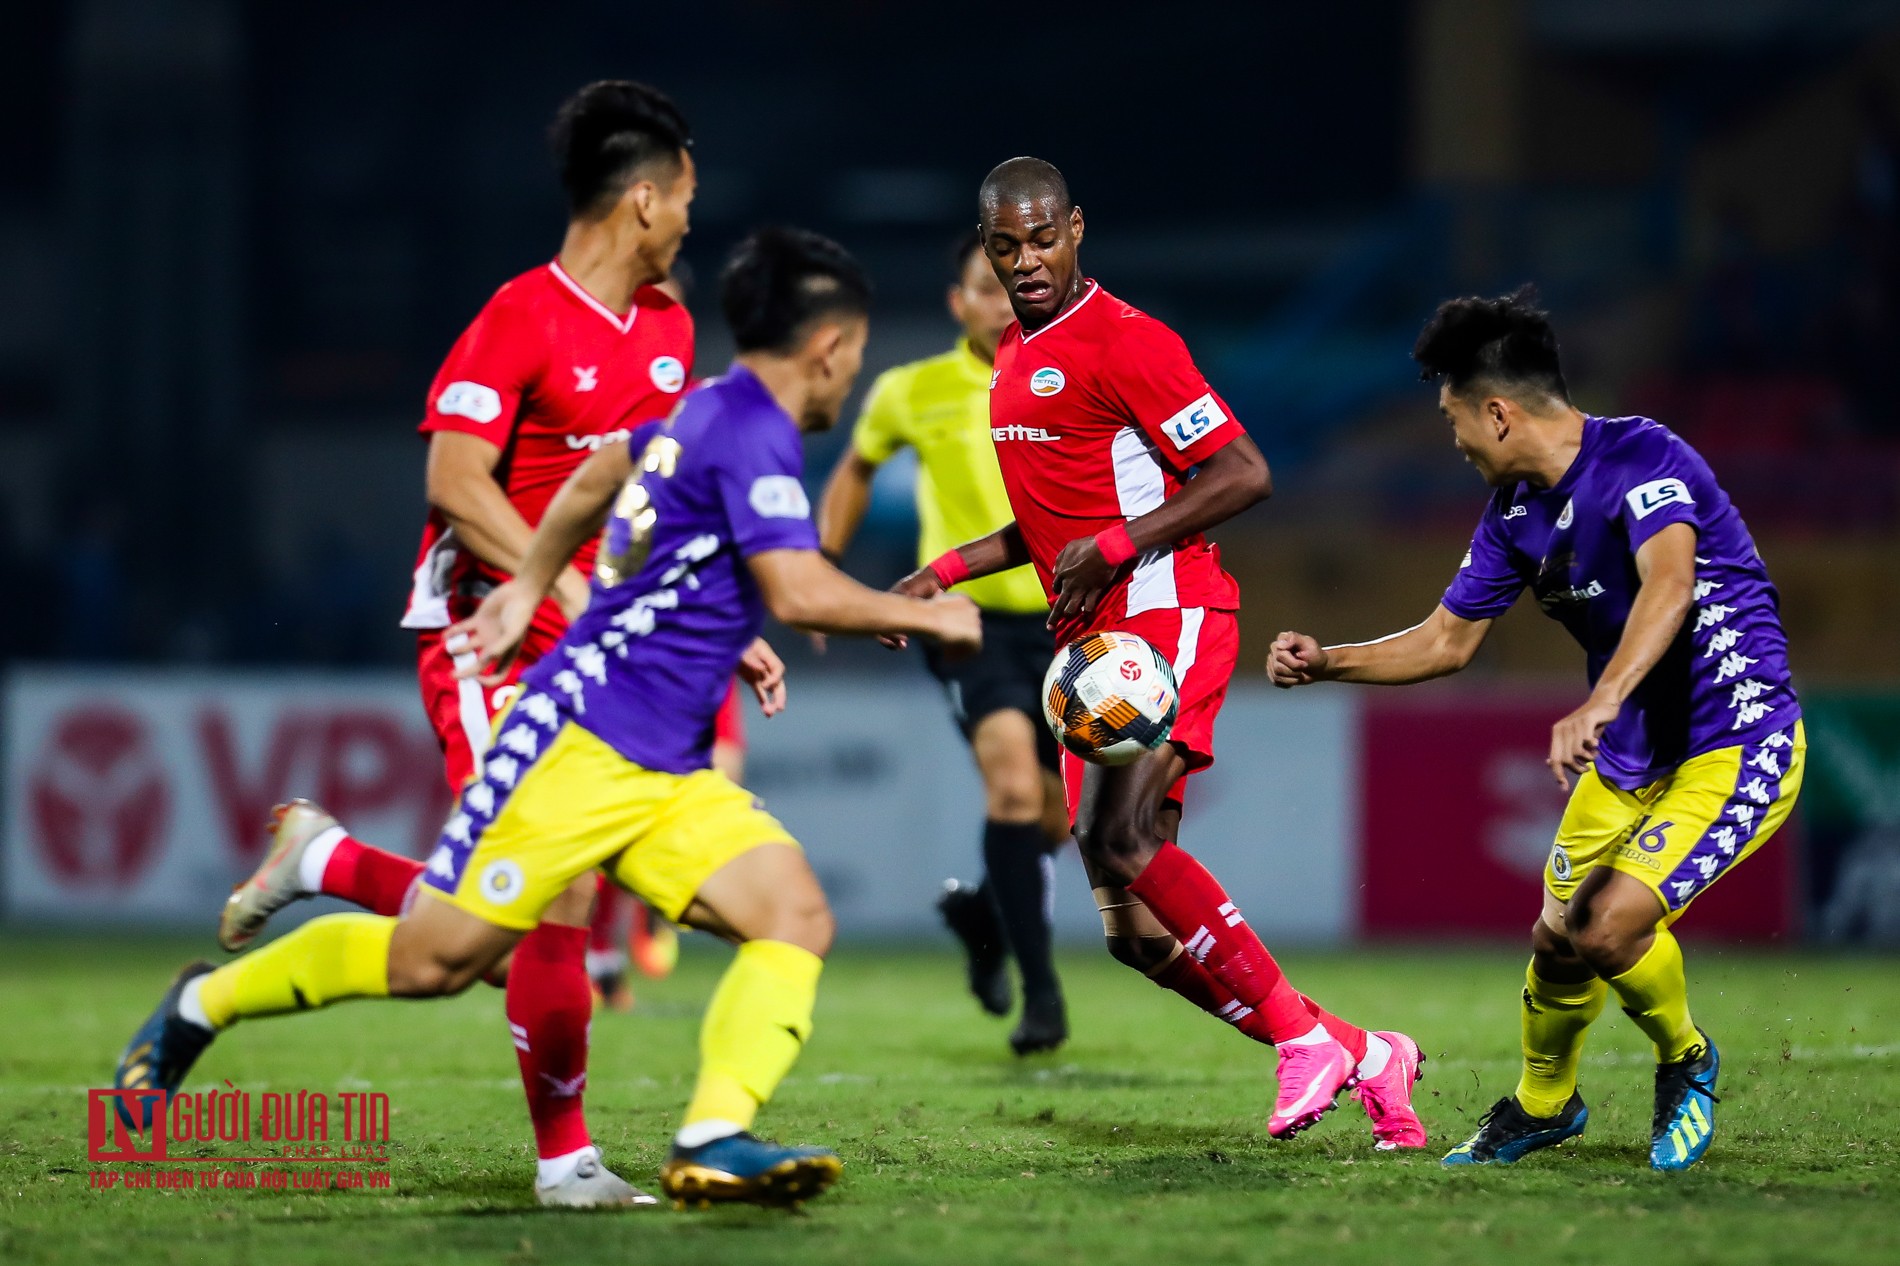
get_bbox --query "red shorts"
[713,680,746,750]
[1060,605,1238,822]
[415,624,560,790]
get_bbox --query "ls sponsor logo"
[1160,393,1227,452]
[1626,478,1693,521]
[435,381,502,424]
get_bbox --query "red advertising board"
[1358,691,1798,941]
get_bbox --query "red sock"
[1299,994,1369,1064]
[1126,842,1314,1044]
[507,923,594,1161]
[1148,949,1343,1050]
[589,884,623,956]
[319,835,423,917]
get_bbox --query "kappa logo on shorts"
[478,860,525,905]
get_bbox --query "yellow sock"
[197,914,394,1030]
[682,940,823,1131]
[1515,961,1607,1118]
[1608,928,1700,1063]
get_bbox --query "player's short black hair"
[978,157,1073,223]
[950,228,984,283]
[1412,285,1569,402]
[549,80,692,218]
[721,227,872,354]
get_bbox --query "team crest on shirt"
[572,365,599,393]
[1030,367,1066,396]
[649,356,686,393]
[1556,498,1574,530]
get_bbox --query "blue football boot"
[659,1130,842,1209]
[1651,1028,1720,1171]
[1442,1091,1588,1166]
[113,961,218,1132]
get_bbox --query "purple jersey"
[519,365,818,773]
[1443,415,1799,789]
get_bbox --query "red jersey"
[989,281,1243,640]
[402,260,696,641]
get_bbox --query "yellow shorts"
[1546,721,1804,920]
[419,701,799,931]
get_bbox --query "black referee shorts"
[922,610,1061,772]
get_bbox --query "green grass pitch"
[1,934,1895,1266]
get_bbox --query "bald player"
[892,158,1425,1145]
[818,230,1069,1055]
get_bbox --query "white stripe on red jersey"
[989,281,1242,642]
[402,262,694,637]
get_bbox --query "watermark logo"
[85,1082,393,1194]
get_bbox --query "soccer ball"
[1041,632,1178,766]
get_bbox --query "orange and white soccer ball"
[1041,631,1178,765]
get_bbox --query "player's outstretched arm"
[1545,520,1696,788]
[1267,604,1493,688]
[815,448,882,561]
[448,442,634,680]
[893,522,1030,600]
[1048,435,1271,624]
[874,524,1030,649]
[426,430,594,620]
[748,548,982,651]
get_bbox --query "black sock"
[983,820,1059,1000]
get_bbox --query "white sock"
[1357,1032,1393,1078]
[673,1118,744,1149]
[296,826,349,894]
[585,948,628,979]
[176,976,214,1032]
[1277,1021,1330,1049]
[535,1144,597,1188]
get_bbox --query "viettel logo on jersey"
[31,707,169,888]
[1030,367,1066,396]
[649,355,686,393]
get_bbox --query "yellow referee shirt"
[851,341,1048,615]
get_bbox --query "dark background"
[1,0,1897,676]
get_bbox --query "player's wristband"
[1095,522,1138,568]
[927,550,971,589]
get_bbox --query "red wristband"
[1095,522,1137,568]
[927,550,971,589]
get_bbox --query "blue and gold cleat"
[659,1131,842,1209]
[1651,1028,1720,1171]
[1442,1091,1588,1166]
[113,961,218,1132]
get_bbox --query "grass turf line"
[0,935,1895,1266]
